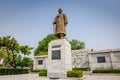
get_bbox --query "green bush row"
[38,69,47,76]
[67,70,83,77]
[72,67,91,71]
[36,69,83,77]
[0,68,29,75]
[93,69,120,73]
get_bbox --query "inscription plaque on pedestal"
[52,50,61,60]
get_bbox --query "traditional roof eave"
[34,55,48,58]
[111,48,120,52]
[88,48,120,54]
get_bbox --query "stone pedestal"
[47,39,72,79]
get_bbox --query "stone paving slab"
[0,73,120,80]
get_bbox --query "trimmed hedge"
[67,70,83,77]
[93,69,120,73]
[35,69,83,77]
[0,68,29,75]
[38,69,47,76]
[72,68,91,71]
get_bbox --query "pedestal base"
[47,39,72,79]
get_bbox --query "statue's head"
[58,8,63,13]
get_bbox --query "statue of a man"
[53,8,68,39]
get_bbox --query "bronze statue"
[53,8,68,39]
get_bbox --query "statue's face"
[58,9,62,13]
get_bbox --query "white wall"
[89,51,120,69]
[110,52,120,69]
[33,49,120,70]
[89,53,112,69]
[33,57,47,69]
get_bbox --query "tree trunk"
[6,48,10,67]
[12,50,17,69]
[13,54,16,68]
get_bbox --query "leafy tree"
[9,37,20,68]
[16,55,33,69]
[20,45,33,56]
[34,34,57,56]
[0,36,16,67]
[0,48,4,57]
[22,57,33,68]
[0,36,33,68]
[16,55,23,68]
[69,39,85,50]
[0,48,13,66]
[18,45,33,68]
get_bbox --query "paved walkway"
[0,73,120,80]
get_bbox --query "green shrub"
[93,69,120,73]
[39,69,47,76]
[67,70,83,77]
[0,68,29,75]
[72,68,91,71]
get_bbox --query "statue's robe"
[53,13,68,36]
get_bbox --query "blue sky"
[0,0,120,58]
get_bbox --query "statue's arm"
[53,16,57,24]
[63,14,68,24]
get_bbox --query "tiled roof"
[88,48,120,54]
[34,55,48,58]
